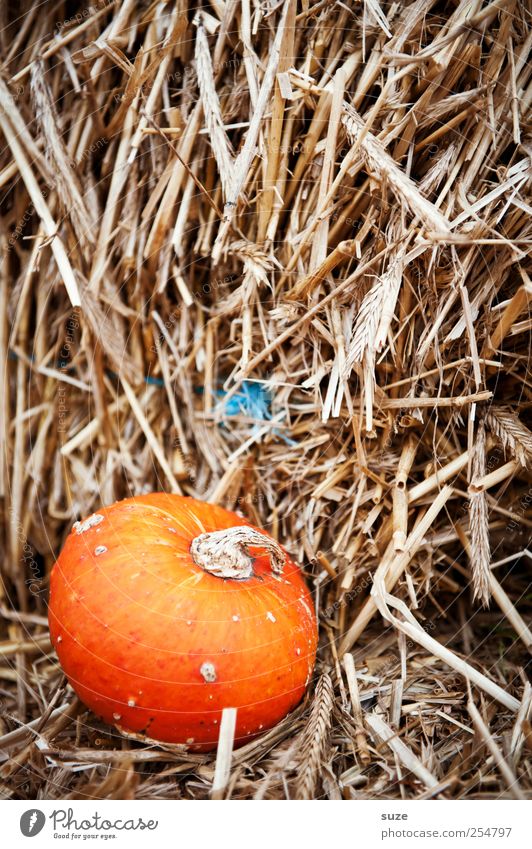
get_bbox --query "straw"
[1,0,530,801]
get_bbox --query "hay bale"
[0,0,531,799]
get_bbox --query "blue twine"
[216,381,296,446]
[8,349,294,443]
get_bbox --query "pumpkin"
[48,493,318,751]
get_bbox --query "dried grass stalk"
[292,674,334,800]
[341,103,452,236]
[195,16,234,201]
[486,407,532,468]
[469,419,491,607]
[1,0,531,801]
[467,699,526,800]
[30,61,94,247]
[365,712,438,790]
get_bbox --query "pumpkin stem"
[190,525,285,580]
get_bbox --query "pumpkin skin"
[48,494,318,751]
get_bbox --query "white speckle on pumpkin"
[299,598,313,618]
[127,698,136,707]
[113,713,122,721]
[56,635,62,643]
[232,615,239,622]
[213,719,218,724]
[130,572,140,579]
[168,527,176,533]
[186,737,195,744]
[259,724,263,729]
[94,545,107,556]
[296,647,301,655]
[200,662,217,683]
[186,620,192,626]
[266,611,276,622]
[73,514,104,534]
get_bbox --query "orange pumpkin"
[48,494,318,750]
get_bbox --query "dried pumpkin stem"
[190,526,285,580]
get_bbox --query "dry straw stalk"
[0,0,531,800]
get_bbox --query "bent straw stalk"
[1,0,530,800]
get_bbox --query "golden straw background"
[0,0,531,799]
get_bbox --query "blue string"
[8,350,295,443]
[216,381,297,446]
